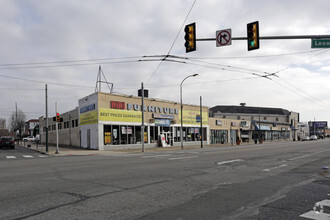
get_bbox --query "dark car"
[0,136,15,149]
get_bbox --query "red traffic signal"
[56,113,62,122]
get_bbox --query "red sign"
[110,101,125,110]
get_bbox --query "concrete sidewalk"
[19,141,255,156]
[19,142,110,156]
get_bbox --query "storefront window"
[112,125,119,145]
[211,130,228,144]
[104,125,111,145]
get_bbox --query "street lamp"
[180,74,198,149]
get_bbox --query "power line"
[0,74,94,88]
[0,56,141,67]
[145,0,197,84]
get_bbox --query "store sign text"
[110,101,125,110]
[110,100,178,115]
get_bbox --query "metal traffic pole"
[55,102,59,154]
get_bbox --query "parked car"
[0,136,15,149]
[23,136,36,142]
[310,135,318,141]
[301,136,310,141]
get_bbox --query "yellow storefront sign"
[180,110,208,125]
[99,108,142,122]
[80,110,98,125]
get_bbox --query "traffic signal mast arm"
[196,34,330,41]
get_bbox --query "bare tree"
[0,118,9,136]
[8,109,26,138]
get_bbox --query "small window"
[276,117,279,121]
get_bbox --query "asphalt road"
[1,140,330,219]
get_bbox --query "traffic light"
[184,22,196,53]
[56,113,60,122]
[247,21,259,51]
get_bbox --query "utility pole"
[141,82,145,152]
[15,102,18,141]
[45,84,48,152]
[200,96,203,148]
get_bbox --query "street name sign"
[311,38,330,48]
[216,29,232,47]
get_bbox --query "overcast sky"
[1,0,330,126]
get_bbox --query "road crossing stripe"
[168,156,198,160]
[142,154,171,158]
[38,155,48,158]
[6,156,16,159]
[22,155,33,158]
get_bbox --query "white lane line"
[169,156,198,160]
[22,155,33,158]
[263,164,287,172]
[38,155,49,158]
[215,159,244,166]
[142,154,171,158]
[289,149,330,161]
[6,156,16,159]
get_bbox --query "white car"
[301,136,310,141]
[309,135,318,141]
[23,136,36,142]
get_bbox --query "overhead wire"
[145,0,197,85]
[267,49,330,108]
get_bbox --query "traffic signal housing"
[56,113,60,122]
[247,21,259,51]
[184,23,196,53]
[53,113,63,122]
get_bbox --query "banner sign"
[80,110,98,126]
[155,118,171,127]
[180,110,208,125]
[99,108,141,123]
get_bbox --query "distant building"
[25,119,39,136]
[209,105,299,144]
[309,121,328,138]
[297,122,309,139]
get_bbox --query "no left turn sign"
[216,29,232,47]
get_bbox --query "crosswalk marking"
[3,155,49,159]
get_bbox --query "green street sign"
[311,38,330,48]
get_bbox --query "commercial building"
[209,105,299,143]
[40,92,209,150]
[39,108,80,147]
[39,93,301,150]
[309,121,328,138]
